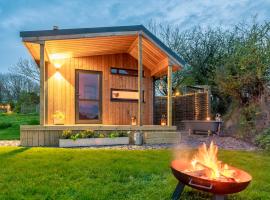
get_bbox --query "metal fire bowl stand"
[172,181,227,200]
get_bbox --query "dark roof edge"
[20,25,144,38]
[20,25,186,66]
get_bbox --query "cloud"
[0,0,270,72]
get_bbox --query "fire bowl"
[171,160,252,195]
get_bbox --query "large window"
[111,89,145,102]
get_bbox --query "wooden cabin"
[19,25,186,146]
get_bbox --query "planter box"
[59,137,129,147]
[53,119,65,125]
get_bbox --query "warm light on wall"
[49,52,72,69]
[54,63,61,69]
[49,52,71,60]
[206,117,211,121]
[55,71,62,80]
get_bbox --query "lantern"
[161,114,166,126]
[131,116,137,125]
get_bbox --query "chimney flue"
[53,26,59,30]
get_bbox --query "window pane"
[78,101,99,120]
[111,68,118,74]
[118,69,138,76]
[78,73,99,100]
[119,69,128,75]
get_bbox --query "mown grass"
[0,148,269,200]
[0,113,39,140]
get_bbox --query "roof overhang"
[20,25,186,76]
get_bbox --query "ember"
[185,141,238,182]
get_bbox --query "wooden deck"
[20,125,180,147]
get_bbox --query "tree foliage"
[148,18,270,114]
[0,59,39,105]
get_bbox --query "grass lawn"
[0,148,269,200]
[0,113,39,140]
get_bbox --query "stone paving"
[0,132,257,151]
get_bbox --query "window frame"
[110,67,145,77]
[110,88,145,103]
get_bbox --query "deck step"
[143,131,181,144]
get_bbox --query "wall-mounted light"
[54,63,61,69]
[49,52,72,69]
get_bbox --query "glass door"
[75,70,102,124]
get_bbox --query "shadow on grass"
[0,147,30,159]
[179,190,246,200]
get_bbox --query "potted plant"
[53,111,65,125]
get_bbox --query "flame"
[188,141,238,182]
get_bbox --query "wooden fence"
[20,104,39,114]
[154,92,210,129]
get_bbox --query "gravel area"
[0,140,20,147]
[0,132,257,151]
[78,132,257,151]
[177,132,257,151]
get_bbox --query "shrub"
[98,133,105,138]
[71,133,81,141]
[27,119,40,125]
[62,130,72,139]
[80,130,95,138]
[255,128,270,151]
[0,122,12,129]
[108,131,128,138]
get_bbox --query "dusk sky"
[0,0,270,72]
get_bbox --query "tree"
[147,18,270,114]
[9,58,40,83]
[216,20,270,105]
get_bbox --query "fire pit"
[171,142,252,200]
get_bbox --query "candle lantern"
[131,116,137,125]
[161,114,166,126]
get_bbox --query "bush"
[80,130,95,138]
[62,130,72,139]
[27,119,40,125]
[0,122,12,129]
[255,128,270,151]
[108,131,129,138]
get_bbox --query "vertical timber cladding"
[154,93,209,127]
[47,53,153,125]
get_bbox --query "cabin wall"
[46,53,153,125]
